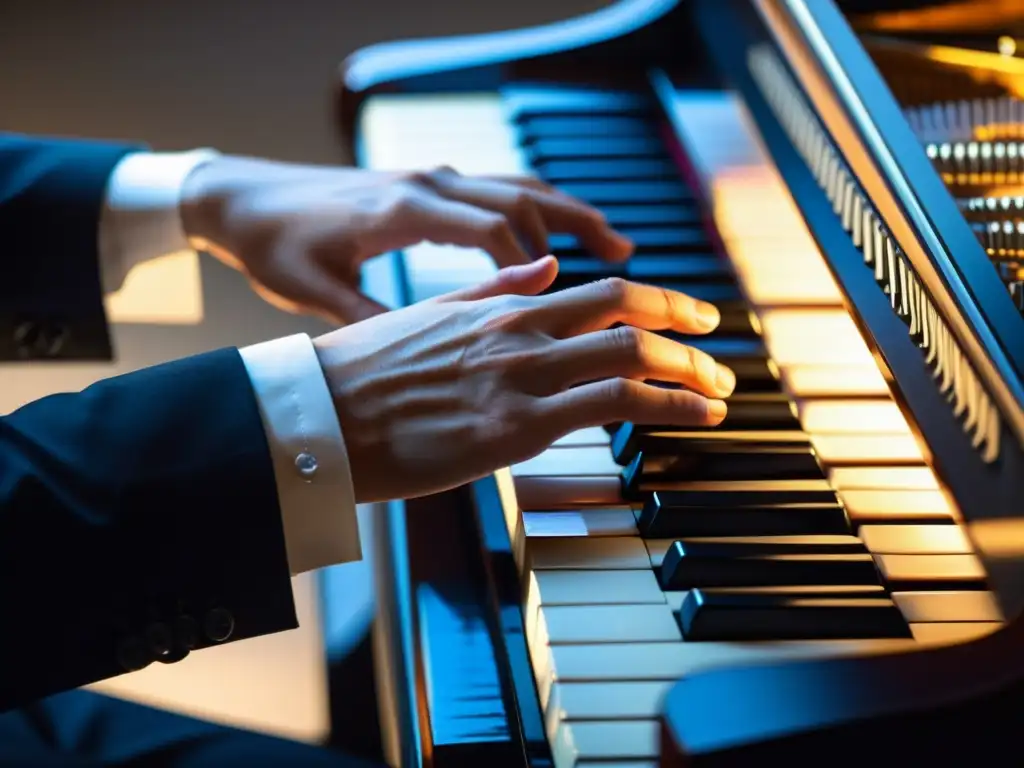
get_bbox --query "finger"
[258,258,389,325]
[537,378,727,438]
[539,326,736,398]
[423,175,551,257]
[436,255,558,303]
[385,193,533,267]
[536,277,722,337]
[433,174,633,263]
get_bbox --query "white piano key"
[513,446,622,477]
[858,524,971,554]
[554,427,613,447]
[839,489,955,522]
[893,591,1004,623]
[644,539,675,568]
[827,466,939,490]
[539,604,680,644]
[777,364,889,397]
[552,720,659,768]
[811,433,925,465]
[760,309,876,367]
[544,637,923,686]
[796,399,912,435]
[669,92,843,307]
[516,476,624,509]
[529,536,651,570]
[908,622,1001,644]
[527,569,666,607]
[360,94,527,173]
[875,554,986,584]
[547,681,674,726]
[523,508,637,538]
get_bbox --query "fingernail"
[696,302,720,331]
[706,399,728,423]
[714,364,736,397]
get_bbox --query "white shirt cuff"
[239,333,362,575]
[98,148,220,293]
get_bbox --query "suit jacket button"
[145,622,173,658]
[41,322,69,355]
[13,321,40,359]
[204,608,234,643]
[173,615,199,650]
[117,635,152,672]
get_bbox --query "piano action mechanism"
[326,0,1024,764]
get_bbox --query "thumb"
[436,255,558,303]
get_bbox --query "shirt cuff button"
[295,452,318,480]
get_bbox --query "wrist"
[179,154,241,266]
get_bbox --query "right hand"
[312,257,736,503]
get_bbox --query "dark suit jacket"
[1,133,136,361]
[0,135,298,710]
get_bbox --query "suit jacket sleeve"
[0,348,298,711]
[0,133,139,362]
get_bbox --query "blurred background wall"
[0,0,607,750]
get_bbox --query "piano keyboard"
[358,86,1003,768]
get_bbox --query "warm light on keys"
[828,466,939,490]
[760,310,876,366]
[811,434,926,464]
[839,489,955,521]
[778,365,889,397]
[723,236,843,307]
[797,400,912,435]
[711,168,807,240]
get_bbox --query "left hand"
[179,157,634,324]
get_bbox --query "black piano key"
[525,135,668,161]
[556,180,693,205]
[671,535,868,556]
[637,495,851,538]
[600,203,704,228]
[610,413,797,467]
[678,589,912,641]
[552,255,730,282]
[627,254,729,280]
[516,116,657,139]
[626,396,800,435]
[642,485,839,509]
[659,541,880,590]
[549,228,711,253]
[622,443,824,490]
[536,158,680,183]
[503,88,654,120]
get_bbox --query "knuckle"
[611,325,646,362]
[605,377,639,407]
[431,164,459,178]
[483,213,515,242]
[405,165,458,187]
[597,276,630,304]
[510,190,537,216]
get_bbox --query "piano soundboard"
[328,0,1024,765]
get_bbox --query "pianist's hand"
[312,257,735,503]
[180,158,633,325]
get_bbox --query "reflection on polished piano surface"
[327,0,1024,764]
